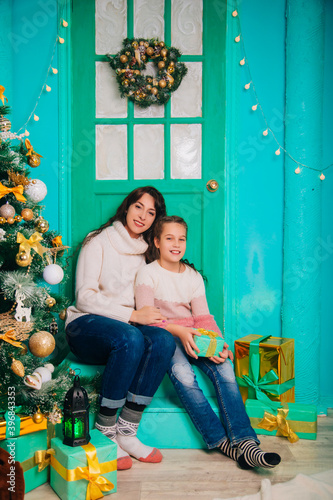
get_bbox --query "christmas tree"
[0,89,99,423]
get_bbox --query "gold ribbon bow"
[35,448,55,472]
[0,85,8,105]
[25,139,42,158]
[17,231,47,258]
[0,329,23,349]
[258,408,299,443]
[0,181,26,202]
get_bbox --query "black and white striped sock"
[237,440,281,469]
[219,439,238,461]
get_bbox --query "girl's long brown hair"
[83,186,166,262]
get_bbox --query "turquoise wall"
[1,0,332,408]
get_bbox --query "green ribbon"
[236,334,295,410]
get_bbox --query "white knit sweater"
[66,221,148,326]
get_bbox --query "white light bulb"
[252,104,258,111]
[33,114,39,121]
[235,35,240,43]
[263,129,268,136]
[239,58,245,66]
[232,10,238,17]
[320,173,325,180]
[275,148,281,156]
[244,82,251,90]
[295,167,301,174]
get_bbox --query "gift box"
[245,399,317,441]
[0,410,47,440]
[234,334,295,404]
[194,328,225,357]
[50,428,117,499]
[0,422,54,493]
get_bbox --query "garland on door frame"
[107,38,188,108]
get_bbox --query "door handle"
[206,179,219,192]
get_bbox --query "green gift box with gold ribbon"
[194,328,225,357]
[234,334,295,405]
[245,399,317,441]
[0,421,55,494]
[50,429,117,500]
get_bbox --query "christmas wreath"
[107,38,188,108]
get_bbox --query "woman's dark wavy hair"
[83,186,166,262]
[152,215,203,275]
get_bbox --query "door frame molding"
[57,0,241,341]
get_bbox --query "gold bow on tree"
[0,329,24,349]
[24,139,42,159]
[0,85,8,105]
[257,407,299,443]
[0,181,26,202]
[17,232,47,259]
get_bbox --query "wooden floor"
[26,410,333,500]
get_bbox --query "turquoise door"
[71,0,226,326]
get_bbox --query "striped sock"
[237,440,281,469]
[219,439,238,461]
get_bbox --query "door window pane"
[171,0,203,55]
[171,124,202,179]
[96,125,128,179]
[171,62,202,117]
[134,0,165,39]
[96,62,128,118]
[96,0,127,55]
[134,125,164,179]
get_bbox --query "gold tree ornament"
[45,296,56,307]
[59,309,67,321]
[32,406,44,424]
[28,154,41,168]
[21,208,34,221]
[34,217,49,233]
[29,330,55,358]
[16,251,32,267]
[11,358,25,377]
[0,116,11,132]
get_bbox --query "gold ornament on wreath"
[11,358,25,377]
[108,38,188,108]
[29,330,55,358]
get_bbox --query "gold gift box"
[0,414,47,441]
[234,334,295,404]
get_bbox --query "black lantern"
[63,375,90,447]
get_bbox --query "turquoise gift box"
[50,429,117,499]
[245,399,317,441]
[0,428,50,494]
[194,328,225,357]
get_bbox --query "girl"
[135,215,281,470]
[65,187,175,470]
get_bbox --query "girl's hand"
[130,306,166,325]
[209,342,230,364]
[167,325,201,358]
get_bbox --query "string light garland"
[14,19,68,137]
[232,5,332,179]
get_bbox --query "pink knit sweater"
[135,260,222,336]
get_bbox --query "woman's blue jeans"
[168,340,259,449]
[66,315,175,409]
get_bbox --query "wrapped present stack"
[0,411,54,494]
[234,334,317,441]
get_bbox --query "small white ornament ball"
[25,179,47,203]
[43,264,64,285]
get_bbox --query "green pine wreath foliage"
[108,38,188,108]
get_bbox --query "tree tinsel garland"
[108,38,188,108]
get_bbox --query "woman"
[65,187,175,470]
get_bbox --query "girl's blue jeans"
[66,314,175,409]
[168,340,259,449]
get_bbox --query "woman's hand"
[130,306,166,325]
[209,342,231,364]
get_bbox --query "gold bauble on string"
[0,217,5,224]
[45,296,56,308]
[16,251,32,267]
[11,358,25,377]
[158,61,165,69]
[29,331,55,358]
[59,309,67,321]
[146,46,154,56]
[34,217,49,233]
[158,79,167,88]
[160,48,168,57]
[32,406,44,424]
[7,217,14,225]
[0,116,11,132]
[120,54,128,63]
[21,208,34,221]
[28,154,41,168]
